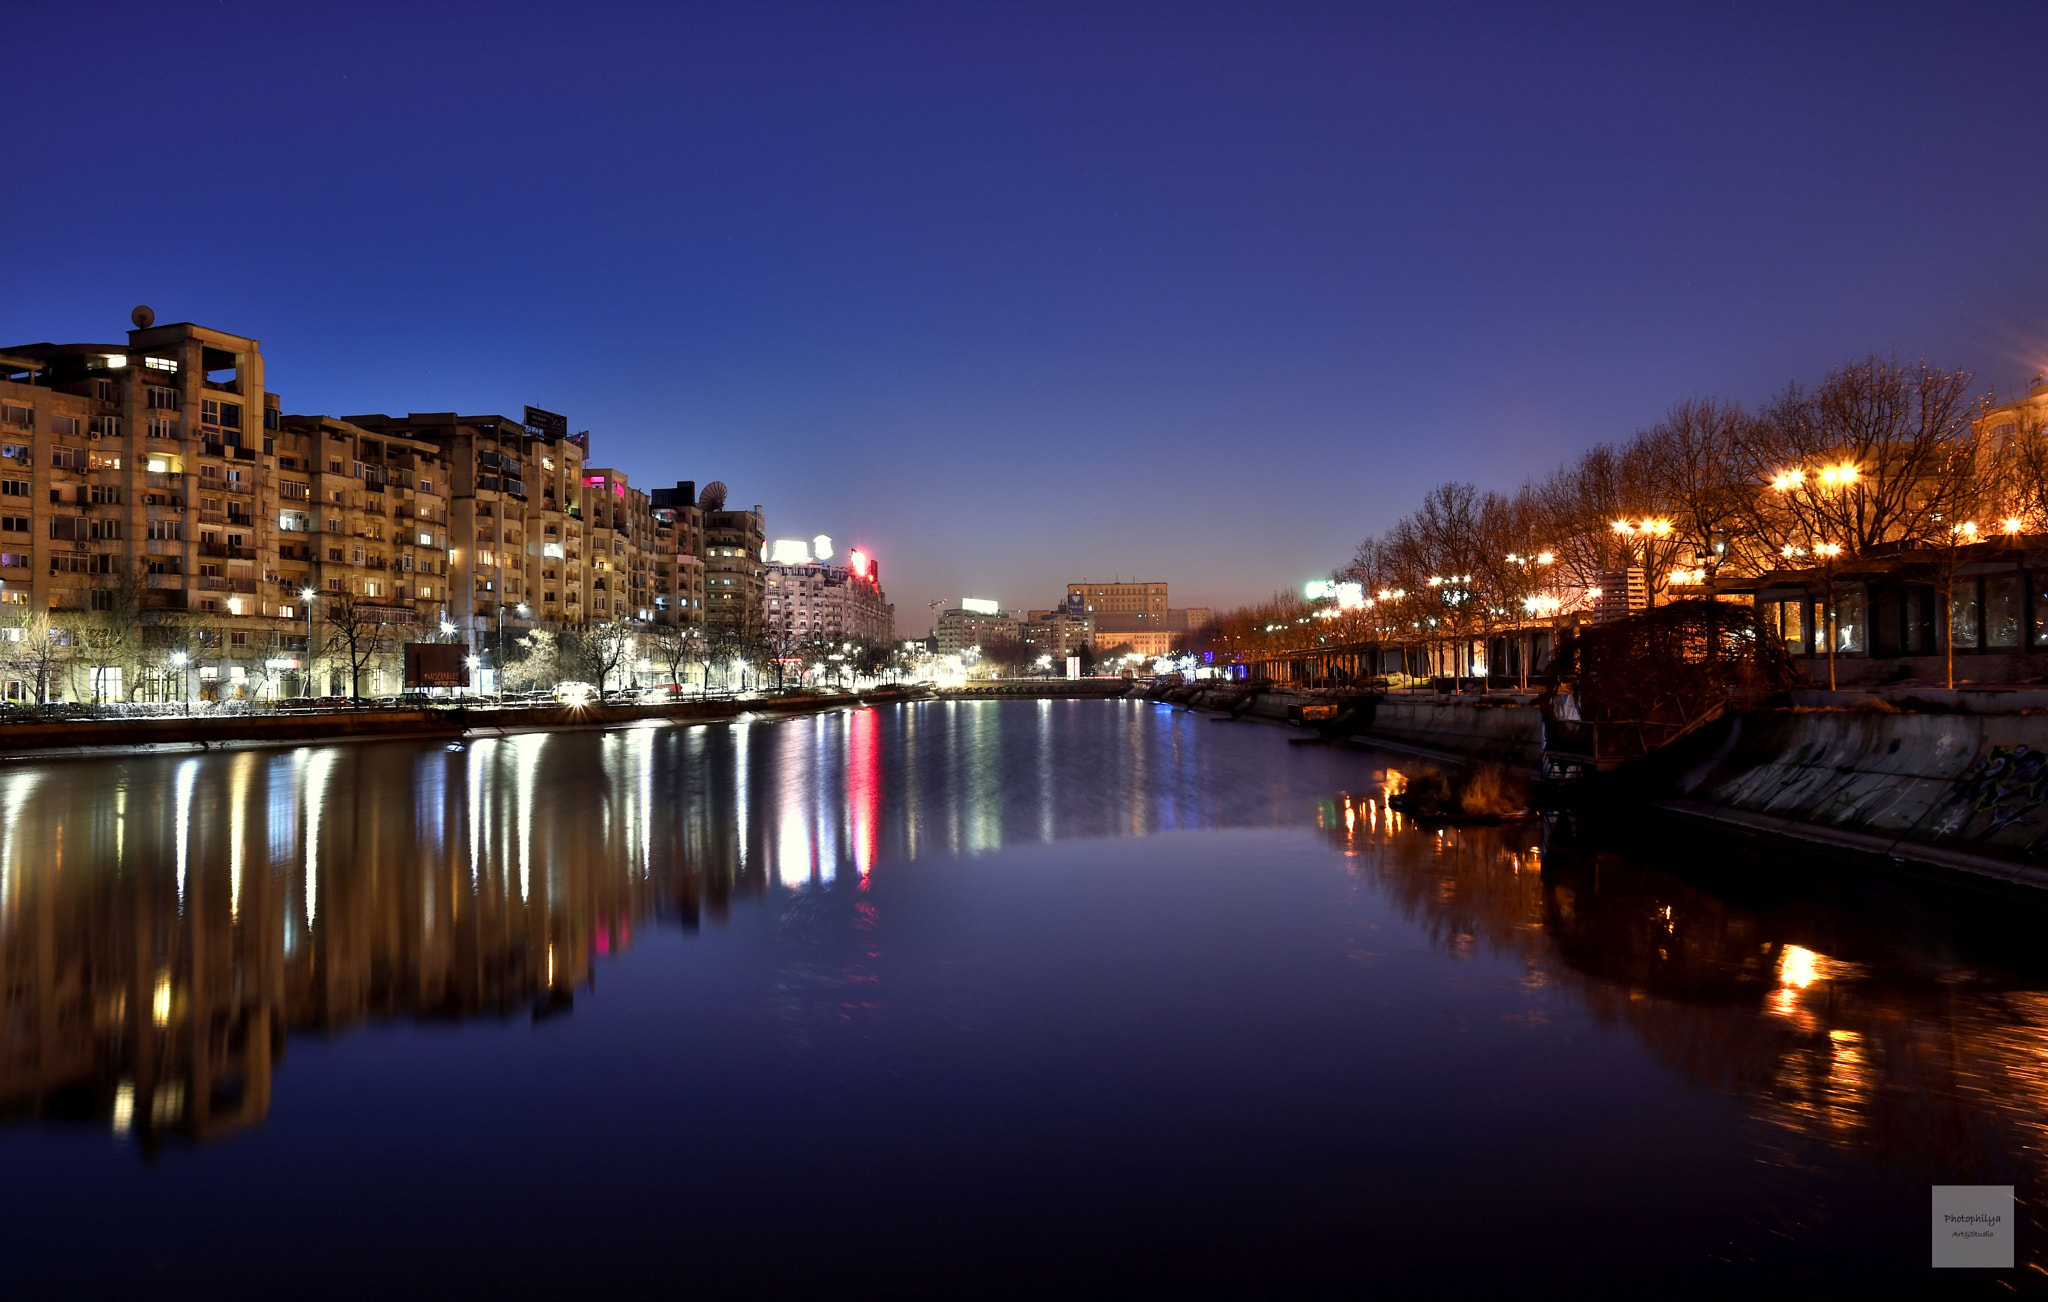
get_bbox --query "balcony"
[198,576,256,593]
[146,473,180,490]
[200,543,258,560]
[145,574,185,590]
[197,511,226,525]
[145,540,183,556]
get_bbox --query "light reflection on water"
[0,700,1351,1150]
[1,699,2046,1293]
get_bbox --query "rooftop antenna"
[131,305,154,329]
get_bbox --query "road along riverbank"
[0,687,931,762]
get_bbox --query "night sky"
[10,2,2048,626]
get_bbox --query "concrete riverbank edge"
[0,691,904,761]
[1151,680,2048,891]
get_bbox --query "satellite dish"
[131,305,155,329]
[812,534,833,561]
[699,481,727,510]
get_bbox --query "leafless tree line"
[1189,354,2047,673]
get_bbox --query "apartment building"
[0,319,308,697]
[348,412,590,640]
[765,550,893,645]
[0,311,743,700]
[691,484,766,639]
[1020,608,1093,659]
[272,415,452,690]
[935,605,1018,656]
[645,479,707,625]
[581,467,654,621]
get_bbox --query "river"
[0,698,2042,1297]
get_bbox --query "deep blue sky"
[9,2,2048,625]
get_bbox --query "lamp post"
[300,587,317,698]
[494,601,530,693]
[170,650,188,715]
[1814,541,1844,690]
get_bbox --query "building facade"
[0,312,743,700]
[1067,581,1168,618]
[765,554,893,645]
[698,488,766,642]
[935,606,1018,656]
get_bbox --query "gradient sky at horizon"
[10,1,2048,626]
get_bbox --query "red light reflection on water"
[849,707,881,880]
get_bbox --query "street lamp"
[493,600,531,692]
[299,588,317,698]
[170,650,189,714]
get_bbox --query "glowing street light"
[299,588,317,698]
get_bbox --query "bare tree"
[570,618,637,698]
[0,609,63,706]
[72,585,143,707]
[1743,355,1989,556]
[320,594,395,699]
[647,621,702,689]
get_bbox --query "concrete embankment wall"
[1663,708,2048,888]
[1350,696,1542,767]
[1171,685,1542,767]
[0,690,921,761]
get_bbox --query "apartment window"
[147,521,183,541]
[88,453,119,471]
[144,356,177,372]
[0,480,24,498]
[328,547,344,562]
[147,416,175,439]
[0,517,26,533]
[352,547,366,566]
[200,398,241,429]
[281,480,310,499]
[202,464,221,480]
[362,581,379,598]
[89,484,121,505]
[90,519,120,540]
[327,578,343,592]
[146,386,181,411]
[419,584,433,600]
[418,478,432,493]
[90,415,121,439]
[0,403,31,429]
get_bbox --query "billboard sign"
[405,642,471,689]
[961,597,1000,615]
[523,406,569,439]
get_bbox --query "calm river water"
[2,699,2045,1297]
